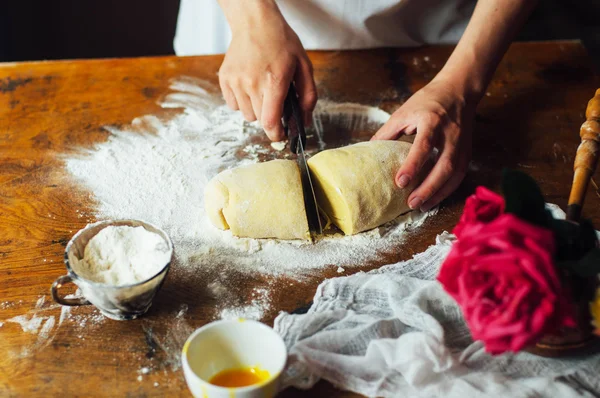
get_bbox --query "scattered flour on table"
[140,303,194,373]
[71,225,171,286]
[1,301,18,309]
[64,76,435,277]
[2,293,109,357]
[7,295,56,335]
[219,287,271,321]
[63,76,437,317]
[7,314,47,333]
[4,296,72,357]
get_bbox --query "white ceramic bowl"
[182,319,288,398]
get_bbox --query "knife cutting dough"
[205,141,429,239]
[176,0,536,215]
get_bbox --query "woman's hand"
[372,0,537,212]
[372,80,475,212]
[218,0,317,141]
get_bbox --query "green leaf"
[552,218,599,262]
[558,248,600,278]
[501,169,552,228]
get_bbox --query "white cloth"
[174,0,476,56]
[274,205,600,398]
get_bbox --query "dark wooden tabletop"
[1,41,599,397]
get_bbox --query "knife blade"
[282,83,323,237]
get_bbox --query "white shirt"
[174,0,476,56]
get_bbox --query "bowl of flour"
[52,219,174,320]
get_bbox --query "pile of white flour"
[64,76,435,294]
[71,226,171,285]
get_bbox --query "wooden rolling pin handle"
[567,89,600,221]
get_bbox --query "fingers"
[233,89,256,122]
[406,148,467,211]
[420,168,466,212]
[219,56,311,141]
[250,92,263,126]
[294,57,317,126]
[219,80,239,111]
[417,136,470,211]
[261,67,293,141]
[394,117,438,189]
[371,115,411,141]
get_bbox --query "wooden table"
[1,41,599,397]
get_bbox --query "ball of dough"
[307,140,426,235]
[205,160,310,240]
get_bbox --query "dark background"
[0,0,599,62]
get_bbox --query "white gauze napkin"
[274,205,600,398]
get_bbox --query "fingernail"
[420,202,432,212]
[409,197,423,210]
[397,175,410,188]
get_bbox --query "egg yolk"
[209,366,270,388]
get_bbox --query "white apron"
[174,0,476,56]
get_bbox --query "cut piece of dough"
[307,140,425,235]
[205,160,310,240]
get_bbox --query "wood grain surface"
[1,41,599,397]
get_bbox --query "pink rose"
[453,187,505,238]
[438,214,575,354]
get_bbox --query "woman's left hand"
[371,80,476,212]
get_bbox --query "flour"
[65,77,435,276]
[63,76,436,317]
[140,303,194,372]
[38,316,55,342]
[71,226,171,286]
[70,311,106,329]
[1,300,22,309]
[4,296,65,358]
[219,304,265,321]
[7,314,46,333]
[219,287,270,321]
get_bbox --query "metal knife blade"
[296,129,323,237]
[283,84,323,237]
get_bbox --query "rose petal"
[439,208,569,354]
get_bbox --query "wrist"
[433,61,487,106]
[218,0,282,36]
[433,47,495,105]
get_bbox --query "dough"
[205,160,310,240]
[308,140,426,235]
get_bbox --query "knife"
[282,83,323,237]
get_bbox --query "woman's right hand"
[218,0,317,141]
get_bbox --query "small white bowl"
[182,319,288,398]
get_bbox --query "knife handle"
[567,88,600,221]
[283,83,307,154]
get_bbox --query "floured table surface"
[1,41,600,397]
